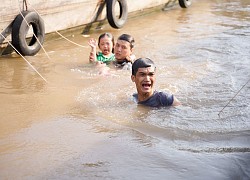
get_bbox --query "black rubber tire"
[178,0,192,8]
[106,0,128,29]
[12,11,45,56]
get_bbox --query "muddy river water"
[0,0,250,179]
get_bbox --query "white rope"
[17,0,52,60]
[218,78,250,117]
[52,30,88,48]
[0,32,48,83]
[26,1,88,48]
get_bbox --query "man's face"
[114,40,132,62]
[131,66,156,96]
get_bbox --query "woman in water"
[88,32,115,64]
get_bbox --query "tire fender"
[178,0,192,8]
[106,0,128,29]
[12,11,45,56]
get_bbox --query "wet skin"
[98,36,113,56]
[114,39,133,63]
[131,66,156,102]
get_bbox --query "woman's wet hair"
[98,32,115,53]
[117,34,135,49]
[132,58,156,76]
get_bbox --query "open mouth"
[142,83,151,90]
[103,49,109,54]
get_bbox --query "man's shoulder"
[155,91,174,106]
[113,61,132,70]
[138,91,174,107]
[132,93,138,102]
[154,91,169,97]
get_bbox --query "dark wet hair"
[98,32,115,53]
[132,58,156,76]
[117,34,135,49]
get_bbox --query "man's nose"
[145,75,150,81]
[116,46,121,52]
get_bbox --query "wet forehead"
[137,66,155,73]
[116,39,130,47]
[100,36,111,43]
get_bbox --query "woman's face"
[114,40,133,62]
[98,35,113,56]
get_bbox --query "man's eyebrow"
[137,71,147,75]
[138,71,155,74]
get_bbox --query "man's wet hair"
[117,34,135,49]
[132,58,156,76]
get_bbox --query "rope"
[52,30,88,48]
[26,1,88,48]
[17,0,52,60]
[218,78,250,117]
[0,32,48,83]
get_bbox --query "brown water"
[1,0,250,179]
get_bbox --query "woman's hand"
[88,38,97,63]
[88,38,97,49]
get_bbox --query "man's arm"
[172,96,181,106]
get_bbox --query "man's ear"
[131,75,135,82]
[130,48,133,53]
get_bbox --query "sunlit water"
[0,0,250,179]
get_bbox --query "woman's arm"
[88,38,97,63]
